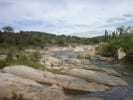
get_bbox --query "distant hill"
[0,31,101,48]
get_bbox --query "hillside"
[0,31,98,48]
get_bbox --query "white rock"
[62,68,127,86]
[0,72,65,100]
[83,65,120,76]
[3,65,109,92]
[118,48,126,60]
[3,65,45,83]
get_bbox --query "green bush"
[97,43,118,57]
[0,48,44,70]
[97,34,133,63]
[0,60,10,69]
[124,47,133,63]
[31,52,41,62]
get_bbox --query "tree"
[104,30,108,41]
[0,30,3,43]
[116,26,124,36]
[1,26,14,33]
[112,31,116,38]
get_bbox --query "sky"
[0,0,133,37]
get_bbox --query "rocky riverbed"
[0,45,132,100]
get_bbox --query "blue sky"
[0,0,133,37]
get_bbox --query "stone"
[73,45,96,59]
[118,48,126,60]
[82,65,120,76]
[41,56,61,67]
[0,72,65,100]
[3,65,46,83]
[52,74,109,92]
[62,68,127,86]
[97,56,114,62]
[3,65,109,92]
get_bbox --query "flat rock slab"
[52,74,109,92]
[83,65,121,76]
[3,65,109,92]
[0,72,65,100]
[62,68,127,86]
[3,65,45,83]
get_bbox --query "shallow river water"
[54,51,133,100]
[78,60,133,100]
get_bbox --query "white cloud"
[0,0,133,37]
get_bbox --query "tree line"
[104,26,133,41]
[0,26,95,48]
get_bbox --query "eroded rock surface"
[0,45,130,100]
[3,65,109,92]
[61,68,127,86]
[1,62,128,99]
[82,65,120,76]
[0,72,65,100]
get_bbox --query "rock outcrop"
[0,63,128,99]
[73,45,97,59]
[3,65,109,92]
[82,65,120,76]
[61,68,127,86]
[0,72,65,100]
[0,45,130,99]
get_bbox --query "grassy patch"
[0,47,45,70]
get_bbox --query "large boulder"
[3,65,109,92]
[118,48,126,60]
[0,72,65,100]
[62,68,127,86]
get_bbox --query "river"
[78,60,133,100]
[54,51,133,100]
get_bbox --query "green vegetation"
[97,26,133,63]
[0,26,98,48]
[0,46,44,69]
[0,26,101,69]
[0,25,133,68]
[0,25,104,69]
[1,26,14,33]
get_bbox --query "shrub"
[0,60,10,69]
[97,43,118,57]
[31,52,41,62]
[124,47,133,63]
[97,34,133,63]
